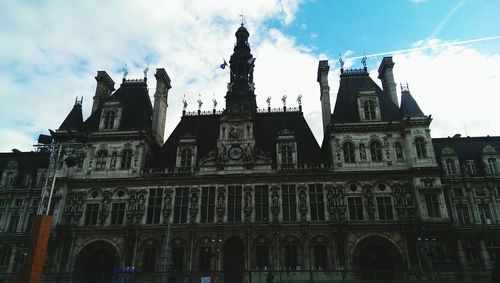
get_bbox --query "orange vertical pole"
[24,215,53,283]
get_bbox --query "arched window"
[96,150,108,170]
[121,149,132,169]
[415,137,427,158]
[445,158,457,175]
[363,100,376,120]
[342,142,355,163]
[180,148,192,167]
[0,245,12,266]
[487,157,498,175]
[104,111,116,129]
[281,145,294,164]
[395,142,404,160]
[370,141,383,162]
[142,240,157,272]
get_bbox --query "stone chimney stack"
[152,68,171,145]
[378,57,398,107]
[92,71,115,114]
[317,60,331,131]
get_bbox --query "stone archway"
[223,236,245,283]
[352,236,402,281]
[74,240,119,283]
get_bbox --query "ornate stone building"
[0,25,499,282]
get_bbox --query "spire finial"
[212,97,217,109]
[281,94,287,108]
[361,52,367,69]
[182,94,187,111]
[297,94,302,106]
[239,14,244,26]
[197,94,203,110]
[266,96,271,107]
[338,53,345,69]
[143,65,149,77]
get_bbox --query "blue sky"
[0,0,499,151]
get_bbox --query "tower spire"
[225,24,257,114]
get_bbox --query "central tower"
[225,24,257,114]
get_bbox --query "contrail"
[430,0,466,38]
[344,35,500,61]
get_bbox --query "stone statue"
[244,143,253,162]
[359,144,367,161]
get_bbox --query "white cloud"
[391,39,500,137]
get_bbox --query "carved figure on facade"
[271,190,280,219]
[216,188,226,218]
[244,143,253,162]
[190,189,199,221]
[359,144,367,161]
[298,189,308,219]
[163,189,173,218]
[244,188,253,219]
[364,188,375,220]
[217,144,227,163]
[229,126,241,140]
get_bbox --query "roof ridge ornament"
[122,64,128,79]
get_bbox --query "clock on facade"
[228,146,243,160]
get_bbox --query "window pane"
[174,188,190,224]
[282,185,297,222]
[254,185,269,222]
[228,186,242,223]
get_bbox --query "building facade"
[1,25,499,282]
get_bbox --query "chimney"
[378,57,398,107]
[91,71,115,114]
[317,60,331,131]
[152,68,171,145]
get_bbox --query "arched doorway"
[352,236,402,281]
[223,236,245,283]
[75,241,118,283]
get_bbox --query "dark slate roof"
[400,90,424,117]
[82,81,153,133]
[59,103,83,131]
[432,136,500,175]
[0,151,49,187]
[332,72,400,123]
[155,111,323,168]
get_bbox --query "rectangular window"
[255,245,270,270]
[172,247,184,271]
[200,187,216,223]
[174,188,190,224]
[475,187,486,197]
[84,203,100,225]
[478,203,492,224]
[14,198,23,207]
[348,197,364,220]
[282,185,297,222]
[455,204,470,225]
[110,203,126,225]
[453,188,464,197]
[146,188,163,224]
[377,196,393,220]
[227,186,242,223]
[425,194,441,217]
[309,184,325,221]
[313,245,328,269]
[254,185,269,222]
[284,245,298,270]
[25,212,35,232]
[465,160,477,175]
[8,215,20,232]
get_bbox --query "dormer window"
[363,100,376,120]
[465,160,477,176]
[99,102,122,131]
[487,157,498,175]
[445,158,457,176]
[96,150,108,170]
[121,149,132,169]
[369,141,383,162]
[104,111,116,129]
[281,144,294,164]
[180,148,192,167]
[415,137,427,158]
[342,142,355,163]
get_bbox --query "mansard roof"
[155,111,322,168]
[432,136,500,175]
[59,102,83,131]
[83,80,153,133]
[0,151,49,186]
[332,72,400,123]
[400,90,425,117]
